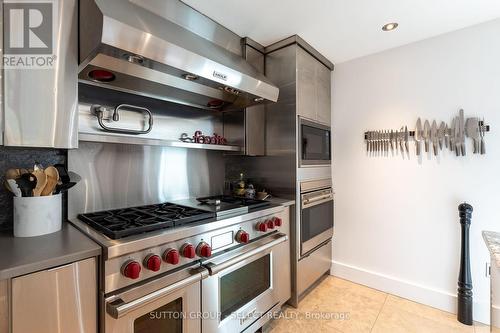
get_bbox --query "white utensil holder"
[13,194,62,237]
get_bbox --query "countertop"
[267,197,295,207]
[0,223,101,279]
[483,231,500,268]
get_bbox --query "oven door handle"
[302,193,334,209]
[105,270,203,319]
[205,233,288,276]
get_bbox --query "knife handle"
[416,141,421,156]
[461,144,466,156]
[424,141,429,153]
[480,138,486,155]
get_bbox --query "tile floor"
[264,276,491,333]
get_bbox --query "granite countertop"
[0,223,101,280]
[483,231,500,268]
[267,197,295,207]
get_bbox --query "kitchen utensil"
[438,122,446,150]
[54,164,70,183]
[41,166,59,196]
[16,173,37,197]
[415,118,422,155]
[5,179,22,197]
[465,118,479,154]
[54,182,77,194]
[33,162,44,171]
[399,127,404,153]
[404,126,409,153]
[5,168,20,180]
[423,120,430,153]
[430,120,438,156]
[453,116,461,156]
[390,130,394,152]
[459,109,466,156]
[67,171,82,183]
[444,123,450,148]
[480,118,486,154]
[32,169,48,197]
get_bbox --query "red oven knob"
[235,230,250,244]
[196,242,212,258]
[273,217,283,227]
[267,219,275,230]
[144,254,162,272]
[256,222,268,232]
[122,260,141,279]
[163,248,180,265]
[181,243,196,259]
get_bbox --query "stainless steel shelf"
[78,133,242,151]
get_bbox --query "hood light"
[183,74,199,81]
[88,69,116,82]
[124,54,144,64]
[382,22,398,31]
[254,97,265,102]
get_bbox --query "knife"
[399,127,404,153]
[454,116,461,156]
[404,126,409,153]
[480,118,486,155]
[390,130,394,152]
[415,118,422,155]
[438,121,445,150]
[459,109,466,156]
[450,118,456,152]
[465,118,479,153]
[430,120,438,156]
[444,123,449,149]
[423,120,430,153]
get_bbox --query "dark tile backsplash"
[0,147,67,230]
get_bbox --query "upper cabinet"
[296,47,332,126]
[3,0,78,148]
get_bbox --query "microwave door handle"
[205,233,288,276]
[106,271,203,319]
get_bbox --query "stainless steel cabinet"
[296,47,332,125]
[11,258,97,333]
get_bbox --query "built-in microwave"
[299,117,331,167]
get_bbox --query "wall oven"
[104,267,205,333]
[300,179,334,256]
[202,233,288,333]
[299,117,331,167]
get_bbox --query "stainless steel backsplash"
[68,142,225,218]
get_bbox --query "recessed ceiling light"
[382,22,398,31]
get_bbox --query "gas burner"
[78,203,215,239]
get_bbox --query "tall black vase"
[457,203,473,325]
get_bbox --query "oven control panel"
[104,210,287,293]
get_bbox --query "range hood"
[78,0,279,111]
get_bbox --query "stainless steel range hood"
[78,0,279,111]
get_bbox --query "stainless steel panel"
[300,178,332,193]
[0,280,7,333]
[297,240,332,297]
[316,61,332,125]
[4,0,78,148]
[135,0,242,56]
[265,35,334,71]
[12,258,97,333]
[79,0,279,110]
[296,47,317,122]
[0,4,3,146]
[68,141,225,219]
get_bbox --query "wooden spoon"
[32,169,48,197]
[5,168,20,180]
[41,166,59,196]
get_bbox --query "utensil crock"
[13,194,62,237]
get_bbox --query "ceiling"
[182,0,500,63]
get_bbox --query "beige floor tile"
[267,276,387,333]
[474,322,490,333]
[372,295,474,333]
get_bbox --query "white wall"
[332,19,500,324]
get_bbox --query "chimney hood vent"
[79,0,279,111]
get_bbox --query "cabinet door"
[296,47,317,121]
[12,258,97,333]
[316,61,332,125]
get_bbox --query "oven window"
[134,298,183,333]
[301,200,334,243]
[220,254,271,320]
[301,124,331,161]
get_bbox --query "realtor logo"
[3,0,58,68]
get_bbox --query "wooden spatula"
[41,166,59,196]
[32,169,48,196]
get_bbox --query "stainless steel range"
[70,197,290,333]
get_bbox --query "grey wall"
[0,147,66,230]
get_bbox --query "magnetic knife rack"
[363,121,490,140]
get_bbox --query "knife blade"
[399,127,404,153]
[459,109,466,156]
[444,123,449,148]
[454,116,461,156]
[404,126,409,153]
[430,120,438,156]
[438,121,445,150]
[450,118,456,152]
[415,118,422,156]
[423,120,430,153]
[465,118,479,154]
